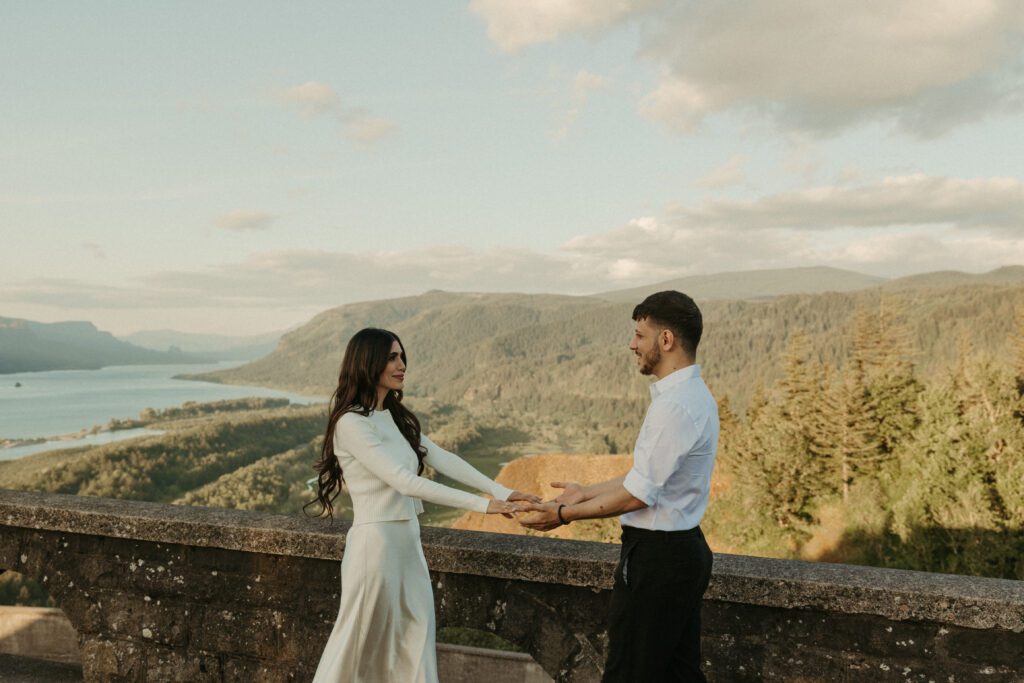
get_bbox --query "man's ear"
[660,328,675,351]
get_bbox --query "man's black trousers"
[602,525,713,683]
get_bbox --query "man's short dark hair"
[632,290,703,357]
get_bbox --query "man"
[519,290,719,682]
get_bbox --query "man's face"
[629,317,661,376]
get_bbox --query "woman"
[308,327,536,683]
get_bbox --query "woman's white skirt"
[312,518,438,683]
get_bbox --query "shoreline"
[0,419,146,451]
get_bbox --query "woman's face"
[377,340,407,393]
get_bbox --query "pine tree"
[859,300,922,455]
[736,333,824,540]
[889,357,1024,579]
[819,359,881,503]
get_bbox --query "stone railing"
[0,489,1022,682]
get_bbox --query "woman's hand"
[507,490,542,504]
[550,481,586,505]
[486,499,523,515]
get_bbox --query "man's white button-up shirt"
[621,364,720,532]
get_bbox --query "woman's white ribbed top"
[335,408,513,525]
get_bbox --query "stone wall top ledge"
[1,489,1021,632]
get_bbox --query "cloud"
[469,0,657,52]
[800,231,1024,276]
[564,216,801,277]
[277,81,341,116]
[341,110,399,145]
[670,174,1024,234]
[4,174,1022,317]
[553,70,610,139]
[276,80,398,145]
[636,0,1024,135]
[473,0,1024,136]
[213,210,276,231]
[696,154,750,189]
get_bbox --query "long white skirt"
[312,517,438,683]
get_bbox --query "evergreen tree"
[817,360,881,503]
[889,359,1023,579]
[860,300,922,455]
[736,333,824,542]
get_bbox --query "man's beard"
[637,345,661,376]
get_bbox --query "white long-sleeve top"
[335,408,513,525]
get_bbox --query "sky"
[3,1,1024,336]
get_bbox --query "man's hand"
[517,501,564,532]
[500,490,542,518]
[550,481,586,505]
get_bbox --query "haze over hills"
[7,265,1023,385]
[594,266,888,303]
[0,317,212,374]
[122,329,283,360]
[882,264,1024,290]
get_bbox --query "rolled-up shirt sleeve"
[623,400,700,507]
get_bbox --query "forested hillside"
[703,306,1024,580]
[193,283,1024,452]
[0,403,325,501]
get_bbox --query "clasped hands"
[487,482,585,532]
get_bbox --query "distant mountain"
[0,317,211,374]
[122,329,282,361]
[883,265,1024,290]
[594,266,887,303]
[189,280,1024,418]
[187,290,613,397]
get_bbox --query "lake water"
[0,362,323,458]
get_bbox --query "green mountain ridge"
[192,277,1024,421]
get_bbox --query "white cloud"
[553,70,610,139]
[213,210,276,232]
[4,174,1022,320]
[469,0,657,52]
[276,80,398,145]
[696,154,750,189]
[341,111,399,145]
[277,81,341,116]
[671,174,1024,233]
[800,231,1024,275]
[472,0,1024,136]
[641,0,1024,136]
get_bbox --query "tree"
[817,360,881,503]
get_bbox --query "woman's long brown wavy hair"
[305,328,427,519]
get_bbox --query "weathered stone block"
[942,626,1024,667]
